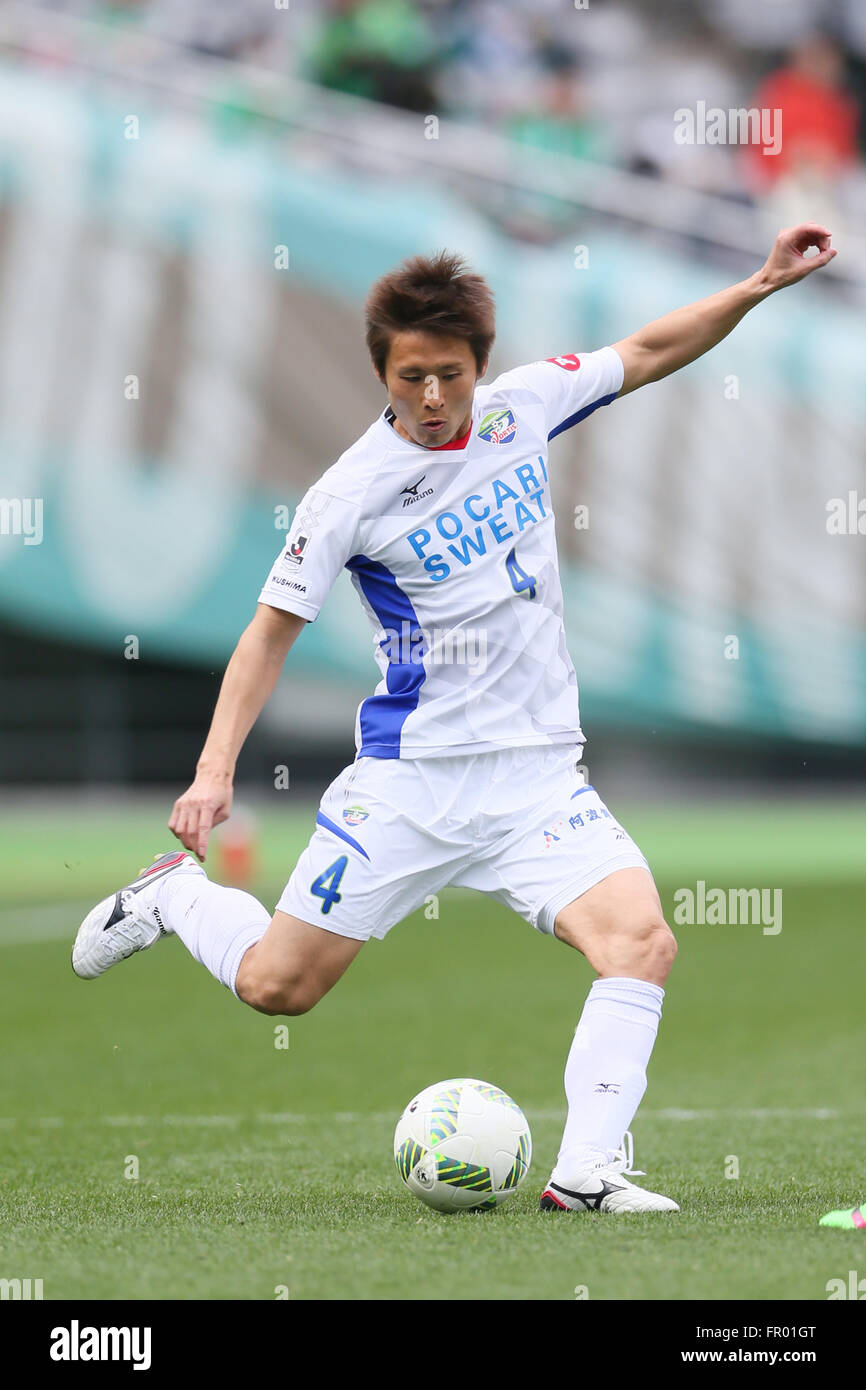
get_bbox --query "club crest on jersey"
[477,408,517,445]
[343,805,369,826]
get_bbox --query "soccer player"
[73,226,835,1214]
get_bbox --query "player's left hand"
[760,223,837,291]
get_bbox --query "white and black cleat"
[72,851,202,980]
[540,1133,679,1214]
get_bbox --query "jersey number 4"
[311,855,348,915]
[506,546,537,600]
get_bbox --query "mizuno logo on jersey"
[401,476,434,507]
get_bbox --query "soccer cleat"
[540,1132,679,1214]
[819,1205,866,1229]
[71,851,202,980]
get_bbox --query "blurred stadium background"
[1,0,865,819]
[0,0,864,800]
[1,0,866,1305]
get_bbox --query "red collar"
[426,422,473,451]
[385,408,473,451]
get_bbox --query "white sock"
[554,976,664,1177]
[155,865,270,998]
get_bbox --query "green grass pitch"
[0,797,864,1301]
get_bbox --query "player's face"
[380,331,485,447]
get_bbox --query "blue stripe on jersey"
[316,810,371,860]
[548,392,618,441]
[345,554,426,758]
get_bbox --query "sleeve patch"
[546,354,581,372]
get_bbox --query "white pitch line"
[0,903,92,946]
[0,1107,848,1129]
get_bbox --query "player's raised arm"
[169,604,306,861]
[612,223,837,397]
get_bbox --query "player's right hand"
[169,771,234,862]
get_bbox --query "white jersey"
[259,346,624,759]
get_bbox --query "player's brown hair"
[365,250,495,377]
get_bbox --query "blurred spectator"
[433,1,542,122]
[507,58,609,165]
[303,0,440,113]
[499,55,612,243]
[744,34,859,194]
[10,0,866,239]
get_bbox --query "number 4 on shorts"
[311,855,348,915]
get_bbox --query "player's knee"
[238,971,320,1017]
[588,913,676,983]
[632,916,677,981]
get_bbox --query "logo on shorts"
[478,408,517,445]
[543,820,564,849]
[343,805,369,826]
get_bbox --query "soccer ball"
[393,1077,532,1213]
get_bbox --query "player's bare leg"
[540,866,680,1214]
[553,867,674,984]
[234,911,364,1016]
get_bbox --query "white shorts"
[277,744,652,942]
